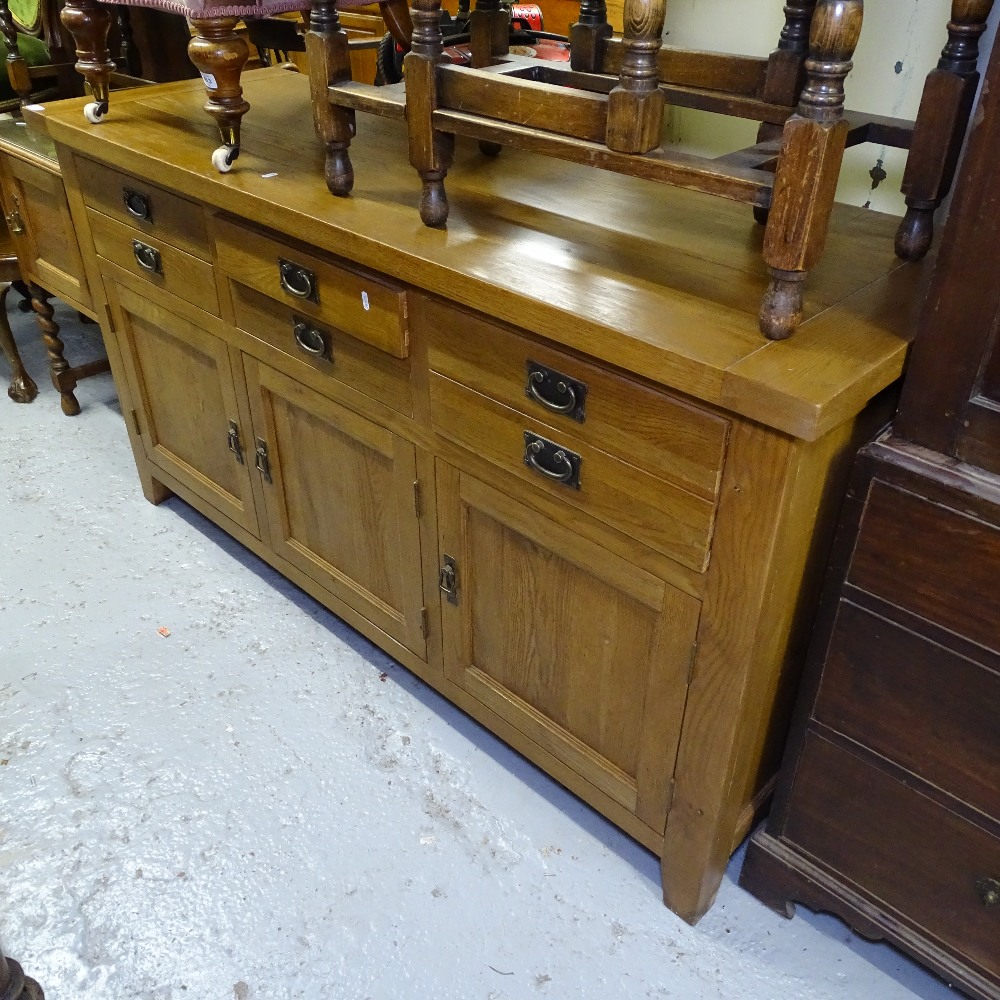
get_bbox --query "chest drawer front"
[786,733,1000,979]
[849,480,1000,654]
[76,156,211,260]
[90,209,220,317]
[420,295,728,500]
[230,281,413,416]
[815,600,1000,824]
[430,373,716,572]
[214,216,409,359]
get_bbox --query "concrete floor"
[0,306,964,1000]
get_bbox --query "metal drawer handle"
[523,431,581,489]
[292,317,329,358]
[123,187,151,222]
[279,258,317,301]
[439,555,458,605]
[255,438,272,484]
[133,240,162,275]
[977,877,1000,907]
[525,361,587,422]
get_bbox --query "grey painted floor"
[1,306,963,1000]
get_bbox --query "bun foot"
[753,205,770,226]
[759,271,805,340]
[478,139,502,157]
[326,145,354,197]
[895,205,933,261]
[419,175,449,227]
[60,390,81,416]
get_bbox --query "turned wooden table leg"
[571,0,613,73]
[31,284,79,416]
[307,0,356,196]
[60,0,114,123]
[187,17,250,173]
[760,0,862,340]
[470,0,509,68]
[405,0,455,227]
[896,0,994,260]
[754,1,818,225]
[606,0,666,154]
[0,946,44,999]
[0,283,37,403]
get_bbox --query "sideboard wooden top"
[40,68,928,440]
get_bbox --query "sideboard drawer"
[814,600,1000,824]
[420,294,729,500]
[76,156,211,261]
[429,372,716,572]
[848,480,1000,655]
[785,733,1000,978]
[90,209,220,317]
[231,281,412,416]
[214,216,409,359]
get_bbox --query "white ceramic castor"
[83,100,108,124]
[212,145,239,173]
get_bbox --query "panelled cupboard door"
[436,462,701,833]
[1,153,90,308]
[109,282,260,536]
[243,356,426,658]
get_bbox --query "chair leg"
[31,284,80,416]
[188,17,251,173]
[307,0,356,197]
[570,0,613,74]
[760,0,863,340]
[470,0,509,69]
[0,0,32,108]
[761,0,817,105]
[406,0,455,227]
[895,0,994,261]
[0,282,38,403]
[60,0,114,123]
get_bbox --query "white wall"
[662,1,1000,214]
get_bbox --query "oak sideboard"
[36,66,926,923]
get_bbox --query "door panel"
[111,282,260,535]
[437,461,700,832]
[244,356,426,657]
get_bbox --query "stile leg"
[406,0,455,227]
[0,283,38,403]
[760,0,863,340]
[60,0,114,123]
[307,0,356,196]
[187,17,250,173]
[895,0,994,261]
[606,0,666,154]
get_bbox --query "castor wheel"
[83,100,108,124]
[212,144,239,173]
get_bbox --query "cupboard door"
[0,152,90,309]
[436,462,701,833]
[110,282,260,536]
[243,356,426,657]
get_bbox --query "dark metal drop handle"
[977,876,1000,907]
[123,187,151,222]
[525,438,575,483]
[527,369,578,414]
[279,260,316,300]
[255,438,272,484]
[293,319,328,358]
[133,241,161,275]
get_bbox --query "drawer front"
[786,732,1000,977]
[90,209,220,317]
[849,480,1000,655]
[76,156,211,260]
[231,281,412,416]
[214,216,409,358]
[421,294,728,500]
[815,600,1000,823]
[430,372,716,572]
